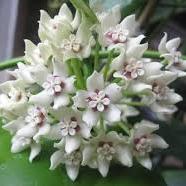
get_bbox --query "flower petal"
[87,71,104,91]
[66,164,80,181]
[29,90,53,106]
[33,124,50,143]
[105,83,122,102]
[97,157,110,177]
[136,155,152,170]
[53,94,70,109]
[50,150,64,170]
[65,135,81,154]
[103,104,121,123]
[29,143,41,162]
[82,145,94,166]
[166,37,181,52]
[73,90,88,108]
[116,145,133,167]
[150,134,169,149]
[58,3,73,22]
[83,109,99,128]
[17,125,37,138]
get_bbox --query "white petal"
[166,37,181,52]
[65,135,81,154]
[87,71,104,91]
[53,94,70,109]
[72,90,88,108]
[83,109,99,128]
[150,134,169,149]
[134,120,159,138]
[58,3,73,22]
[46,124,62,140]
[2,117,25,134]
[52,60,68,77]
[103,105,121,123]
[17,125,37,138]
[29,143,41,162]
[11,137,31,153]
[29,90,53,106]
[166,92,182,104]
[116,145,133,167]
[97,157,110,177]
[129,81,152,93]
[50,150,64,170]
[158,33,168,54]
[127,43,148,59]
[136,155,152,170]
[80,123,91,139]
[82,145,94,165]
[33,124,50,143]
[66,164,80,181]
[105,83,122,102]
[120,14,139,36]
[143,62,163,77]
[64,76,75,93]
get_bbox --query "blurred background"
[1,0,186,185]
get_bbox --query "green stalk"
[0,57,24,70]
[1,50,186,70]
[94,40,100,71]
[70,58,85,89]
[120,101,146,107]
[103,49,114,80]
[118,122,130,135]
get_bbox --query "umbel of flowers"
[0,2,185,181]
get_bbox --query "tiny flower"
[130,120,168,170]
[39,3,80,47]
[47,108,91,154]
[57,15,95,61]
[0,80,28,118]
[50,145,82,181]
[95,5,139,48]
[82,131,132,177]
[24,39,52,65]
[158,33,186,77]
[29,60,75,109]
[145,71,182,114]
[73,71,122,127]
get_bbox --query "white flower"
[0,80,28,118]
[2,105,49,162]
[55,15,95,61]
[39,3,80,47]
[111,40,148,80]
[95,5,139,47]
[24,40,52,65]
[11,135,41,162]
[145,71,182,114]
[158,33,186,77]
[50,141,82,181]
[3,105,50,144]
[29,60,75,109]
[130,120,168,169]
[47,108,91,154]
[73,71,122,127]
[82,131,132,177]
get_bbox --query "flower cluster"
[0,3,185,181]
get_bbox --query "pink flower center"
[86,90,110,112]
[43,75,65,96]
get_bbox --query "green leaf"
[0,120,167,186]
[162,170,186,186]
[70,0,98,24]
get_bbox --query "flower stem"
[94,40,100,71]
[70,58,85,89]
[103,49,114,80]
[0,57,24,70]
[118,122,130,135]
[1,50,186,70]
[120,101,146,107]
